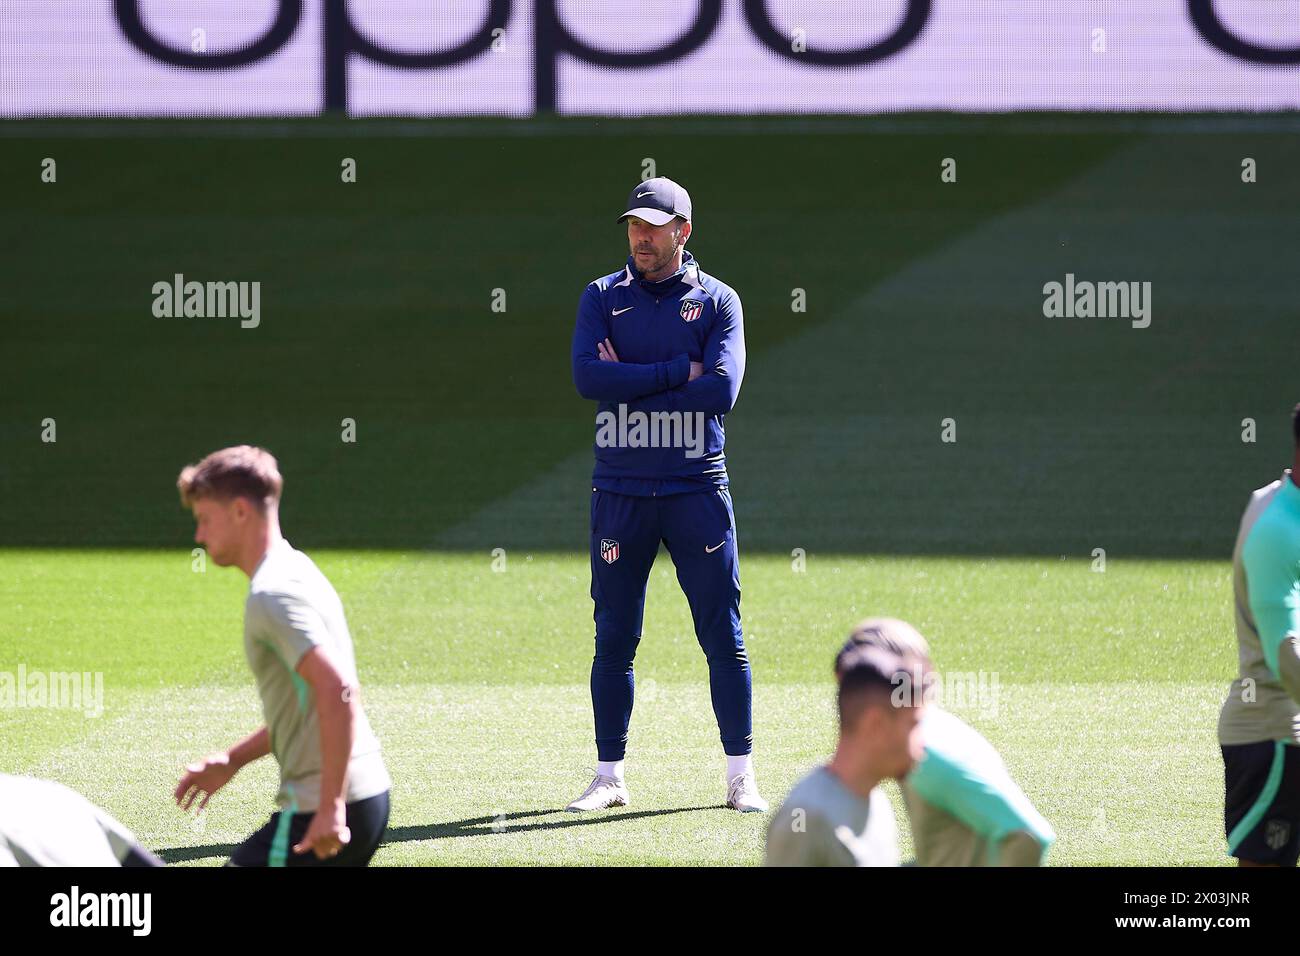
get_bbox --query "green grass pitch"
[1,115,1297,864]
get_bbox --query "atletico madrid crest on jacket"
[679,299,703,322]
[600,538,620,564]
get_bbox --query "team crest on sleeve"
[600,538,620,564]
[679,300,703,322]
[1266,819,1291,850]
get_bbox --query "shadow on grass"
[157,842,239,864]
[385,804,719,841]
[157,804,719,862]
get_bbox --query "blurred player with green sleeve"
[839,618,1055,866]
[765,644,925,866]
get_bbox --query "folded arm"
[658,287,746,416]
[572,284,691,402]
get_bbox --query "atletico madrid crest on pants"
[587,488,751,762]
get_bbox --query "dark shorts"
[1222,741,1300,865]
[228,790,390,868]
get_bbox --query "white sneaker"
[726,772,768,813]
[566,773,629,812]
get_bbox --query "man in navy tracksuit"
[566,177,766,813]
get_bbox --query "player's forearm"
[573,353,690,402]
[315,688,356,809]
[226,726,270,771]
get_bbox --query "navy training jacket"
[571,250,745,496]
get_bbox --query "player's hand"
[597,338,620,362]
[174,752,237,812]
[293,801,351,860]
[688,362,704,381]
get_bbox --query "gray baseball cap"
[617,177,692,226]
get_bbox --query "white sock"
[597,759,625,782]
[726,754,753,781]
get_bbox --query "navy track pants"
[588,486,752,761]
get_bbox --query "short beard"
[639,237,679,277]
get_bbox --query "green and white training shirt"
[1218,471,1300,746]
[764,766,900,867]
[245,538,391,814]
[901,708,1055,866]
